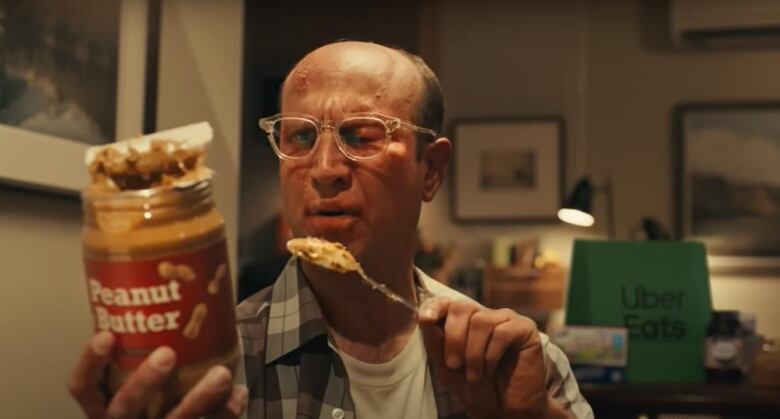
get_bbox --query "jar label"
[83,239,237,370]
[705,337,743,368]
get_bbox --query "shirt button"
[331,408,345,419]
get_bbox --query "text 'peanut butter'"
[81,122,239,418]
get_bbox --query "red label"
[83,239,237,370]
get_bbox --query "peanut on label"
[183,303,208,339]
[157,261,176,280]
[157,261,196,282]
[207,264,227,295]
[176,265,196,282]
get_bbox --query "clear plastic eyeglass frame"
[258,112,437,161]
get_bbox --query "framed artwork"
[674,102,780,275]
[0,0,160,195]
[451,117,564,222]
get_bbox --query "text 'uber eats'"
[622,286,686,339]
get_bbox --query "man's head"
[273,41,451,267]
[392,49,445,156]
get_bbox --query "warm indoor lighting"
[557,208,595,227]
[558,176,615,238]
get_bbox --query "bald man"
[69,41,592,419]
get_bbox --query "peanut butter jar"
[80,123,239,418]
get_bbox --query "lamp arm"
[596,177,616,239]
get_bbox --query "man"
[69,41,592,419]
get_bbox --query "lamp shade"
[558,177,595,227]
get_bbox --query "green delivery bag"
[565,240,712,383]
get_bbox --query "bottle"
[80,124,239,417]
[705,310,743,383]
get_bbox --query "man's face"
[278,44,430,262]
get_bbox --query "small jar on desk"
[705,310,743,383]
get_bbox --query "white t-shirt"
[331,327,437,419]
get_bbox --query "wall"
[420,0,780,337]
[0,1,244,417]
[419,0,594,270]
[0,187,87,418]
[586,0,780,336]
[156,0,243,274]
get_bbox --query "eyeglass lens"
[272,117,389,159]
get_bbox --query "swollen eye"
[341,126,384,145]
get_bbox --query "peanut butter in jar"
[80,123,239,418]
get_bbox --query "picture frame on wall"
[0,0,160,195]
[674,102,780,275]
[451,117,564,222]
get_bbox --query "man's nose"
[310,130,351,196]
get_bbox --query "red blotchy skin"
[279,43,428,274]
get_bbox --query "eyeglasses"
[258,112,437,161]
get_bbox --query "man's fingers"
[484,317,538,379]
[420,309,461,389]
[419,296,451,378]
[420,312,446,373]
[67,331,114,418]
[422,304,547,418]
[418,296,450,325]
[443,301,478,371]
[106,346,177,419]
[463,311,510,383]
[165,366,234,419]
[211,384,249,419]
[420,320,468,409]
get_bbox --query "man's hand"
[67,331,248,419]
[419,298,569,419]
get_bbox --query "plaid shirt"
[235,258,593,419]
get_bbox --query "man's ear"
[421,137,452,202]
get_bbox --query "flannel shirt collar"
[263,256,433,365]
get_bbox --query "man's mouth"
[306,207,359,233]
[308,203,359,218]
[316,210,351,217]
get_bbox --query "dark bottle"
[705,310,743,383]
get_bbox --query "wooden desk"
[581,383,780,419]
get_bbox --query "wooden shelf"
[481,265,565,312]
[581,382,780,418]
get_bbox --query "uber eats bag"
[565,240,712,383]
